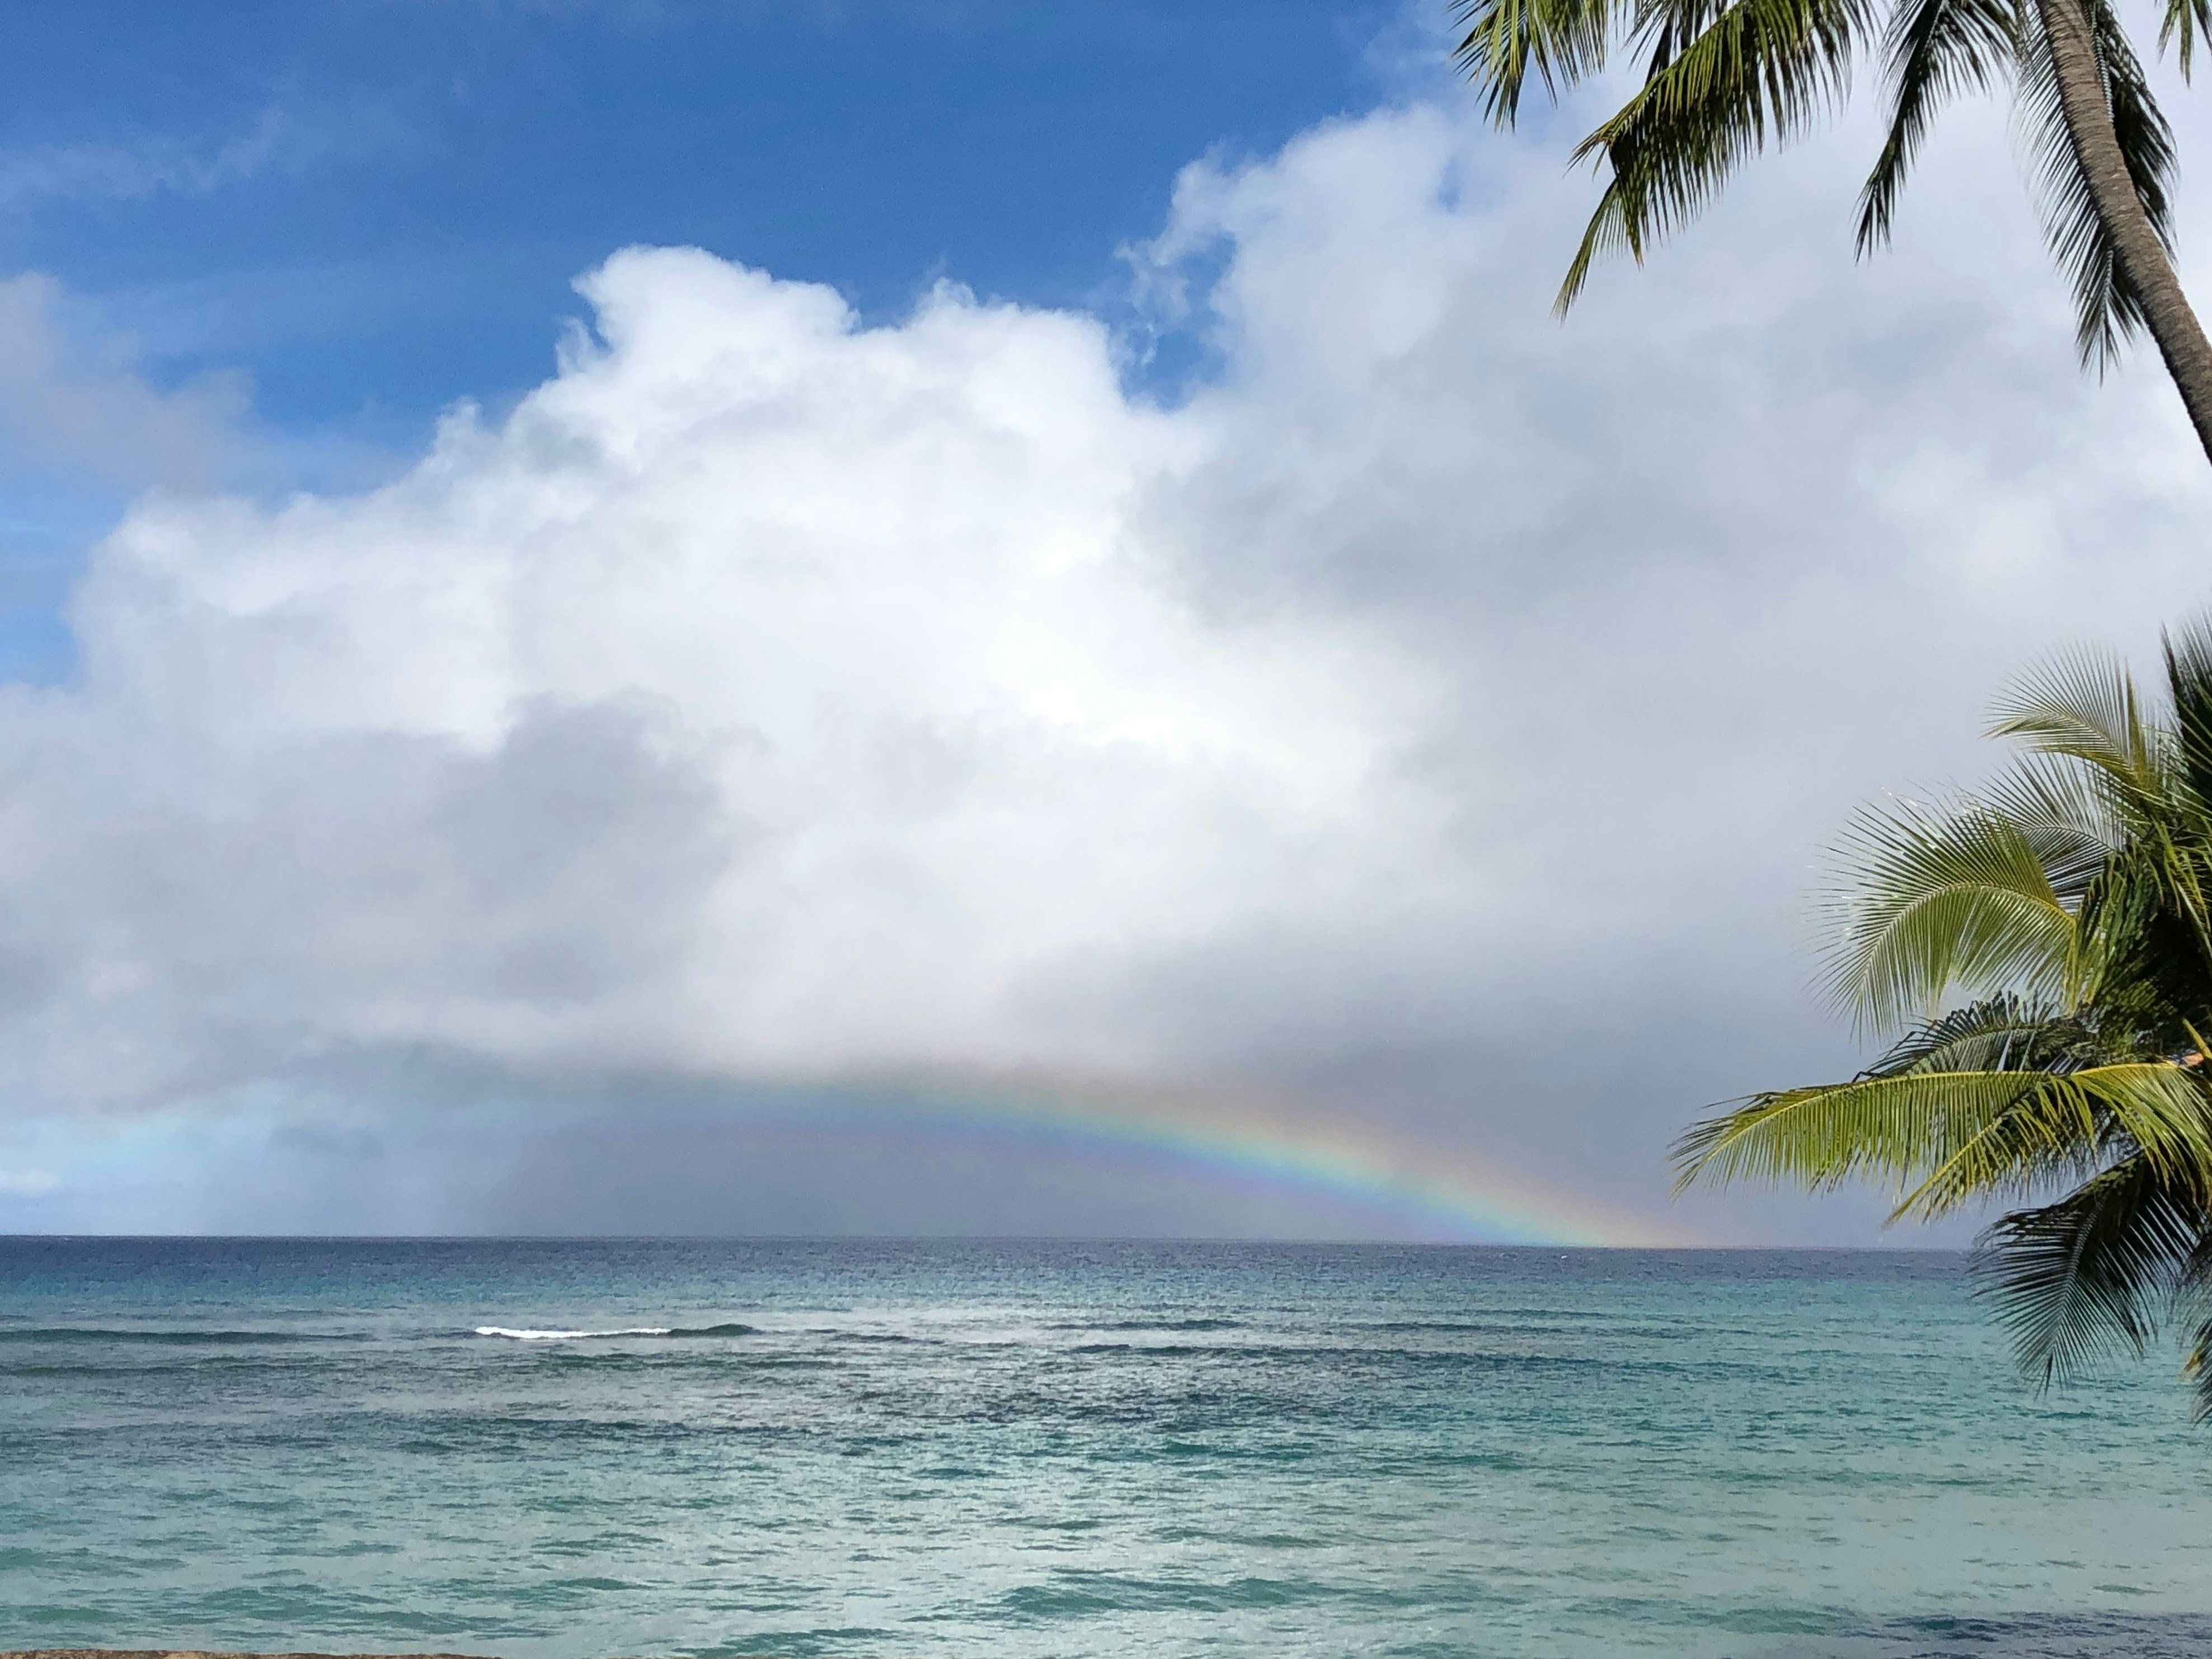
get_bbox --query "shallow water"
[3,1239,2209,1657]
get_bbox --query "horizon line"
[0,1231,1969,1250]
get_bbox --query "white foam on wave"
[474,1325,673,1341]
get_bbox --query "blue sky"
[6,2,1388,434]
[3,1,2211,1240]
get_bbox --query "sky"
[2,1,2210,1243]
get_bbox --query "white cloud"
[0,1166,57,1196]
[0,273,253,493]
[0,247,1449,1109]
[0,108,344,212]
[5,73,2212,1238]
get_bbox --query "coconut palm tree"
[1676,620,2212,1408]
[1452,0,2212,463]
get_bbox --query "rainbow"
[731,1070,1677,1246]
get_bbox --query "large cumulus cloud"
[5,68,2212,1239]
[0,244,1448,1108]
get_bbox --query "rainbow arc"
[750,1071,1674,1245]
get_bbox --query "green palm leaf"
[1673,1068,2063,1202]
[2181,1313,2212,1417]
[1987,646,2161,798]
[1856,0,2020,254]
[2161,0,2212,74]
[1676,1060,2212,1220]
[2159,617,2212,814]
[1821,794,2077,1033]
[1864,994,2091,1074]
[1896,1061,2212,1218]
[1975,1154,2201,1384]
[2168,1229,2212,1415]
[1978,754,2125,900]
[1555,0,1877,309]
[1452,0,1623,124]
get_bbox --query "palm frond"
[2159,0,2212,78]
[1856,0,2020,252]
[2075,831,2212,1017]
[1675,1060,2212,1223]
[2180,1311,2212,1417]
[1453,0,1624,125]
[1979,754,2127,901]
[2173,1230,2212,1416]
[1977,1156,2199,1384]
[1821,794,2078,1033]
[2012,0,2177,371]
[1989,646,2162,796]
[1975,1154,2200,1385]
[2160,616,2212,816]
[1893,1060,2212,1219]
[1676,1068,2078,1201]
[1556,0,1878,309]
[1861,994,2094,1075]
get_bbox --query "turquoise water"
[4,1240,2211,1658]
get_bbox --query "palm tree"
[1452,0,2212,463]
[1676,619,2212,1408]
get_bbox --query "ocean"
[3,1239,2210,1658]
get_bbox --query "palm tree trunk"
[2037,0,2212,466]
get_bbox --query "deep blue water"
[4,1239,2211,1657]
